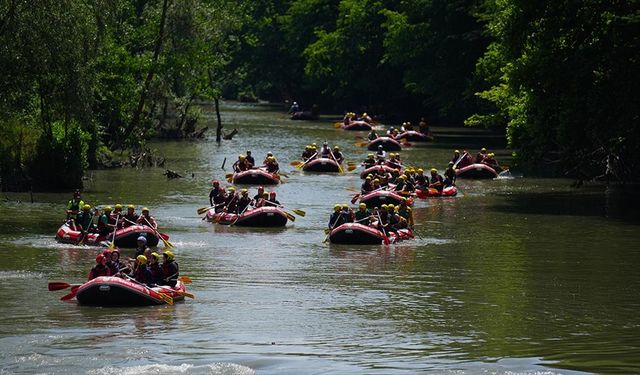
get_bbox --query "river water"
[1,102,639,374]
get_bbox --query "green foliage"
[0,118,40,191]
[30,121,89,191]
[470,0,640,180]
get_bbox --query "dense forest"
[0,0,638,191]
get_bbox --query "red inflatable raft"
[55,223,167,247]
[329,223,414,245]
[75,276,186,306]
[302,157,341,173]
[367,137,402,151]
[394,130,433,142]
[342,121,372,131]
[232,168,280,185]
[206,206,289,227]
[455,163,498,179]
[415,186,458,198]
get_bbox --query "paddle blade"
[383,235,391,246]
[225,173,233,179]
[158,292,174,305]
[176,290,195,299]
[290,160,303,167]
[48,282,71,291]
[226,176,233,183]
[334,122,342,128]
[197,207,210,215]
[60,286,80,300]
[350,193,360,204]
[354,141,368,147]
[292,209,306,217]
[178,276,193,283]
[347,165,357,172]
[285,212,295,222]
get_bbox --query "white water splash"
[88,363,254,375]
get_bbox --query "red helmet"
[111,249,120,258]
[96,254,105,264]
[212,180,220,187]
[102,249,111,257]
[269,192,276,197]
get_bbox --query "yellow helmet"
[454,149,460,153]
[334,204,341,211]
[136,255,147,265]
[127,204,135,209]
[417,168,424,173]
[398,175,406,180]
[387,204,395,209]
[359,203,367,209]
[150,252,160,261]
[142,207,149,213]
[481,147,487,152]
[365,176,372,180]
[228,186,236,192]
[239,155,246,160]
[163,250,174,260]
[373,179,380,183]
[83,204,91,210]
[367,153,374,158]
[104,206,112,212]
[114,204,122,209]
[431,168,438,173]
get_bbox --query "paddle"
[262,201,297,221]
[77,212,96,245]
[322,213,343,243]
[123,273,173,305]
[354,141,369,147]
[453,152,469,169]
[230,203,251,226]
[196,202,226,215]
[376,212,391,245]
[178,276,193,283]
[295,152,318,170]
[334,122,343,128]
[328,150,344,174]
[48,281,78,291]
[108,215,120,250]
[143,217,174,249]
[157,286,194,299]
[61,285,81,301]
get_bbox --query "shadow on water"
[489,185,640,223]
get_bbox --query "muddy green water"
[1,102,639,374]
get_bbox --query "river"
[1,101,639,374]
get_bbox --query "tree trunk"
[215,97,222,143]
[119,0,170,149]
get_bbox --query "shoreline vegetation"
[1,1,637,192]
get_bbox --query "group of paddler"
[327,199,414,232]
[88,244,179,287]
[205,182,283,215]
[231,150,280,174]
[65,190,161,243]
[450,148,502,173]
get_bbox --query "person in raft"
[264,156,280,174]
[328,204,346,230]
[136,207,157,229]
[161,250,179,287]
[288,101,300,114]
[123,205,139,227]
[96,206,116,236]
[148,252,164,285]
[319,142,331,158]
[429,168,445,192]
[209,180,224,207]
[88,254,111,280]
[301,145,316,161]
[66,190,85,220]
[354,203,372,225]
[237,189,252,213]
[444,162,456,187]
[332,146,344,164]
[245,150,255,167]
[76,204,97,233]
[135,236,150,257]
[475,147,488,163]
[232,155,251,173]
[133,255,154,286]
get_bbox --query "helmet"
[269,192,276,197]
[137,236,147,244]
[342,204,349,209]
[267,152,273,156]
[448,161,454,166]
[454,149,460,154]
[228,186,236,192]
[417,168,424,173]
[241,188,248,194]
[359,203,367,209]
[96,254,105,264]
[150,252,160,261]
[481,147,487,152]
[431,168,438,173]
[378,145,383,150]
[136,255,147,265]
[373,179,380,183]
[114,204,122,210]
[104,206,112,212]
[102,249,112,257]
[334,204,341,211]
[83,204,91,210]
[381,204,388,209]
[111,249,120,258]
[387,204,395,209]
[212,180,220,186]
[239,155,246,160]
[263,192,269,197]
[367,154,374,158]
[142,207,149,213]
[311,143,317,147]
[305,145,311,150]
[268,156,275,161]
[398,175,406,181]
[127,204,135,209]
[163,250,174,260]
[258,186,264,191]
[365,176,372,180]
[488,153,495,157]
[333,146,339,150]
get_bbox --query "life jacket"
[162,260,179,286]
[134,265,154,285]
[149,263,164,284]
[88,264,111,280]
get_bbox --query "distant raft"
[232,168,281,185]
[455,163,498,179]
[302,158,341,173]
[206,206,289,227]
[329,223,414,245]
[75,276,186,306]
[367,137,402,151]
[55,223,166,248]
